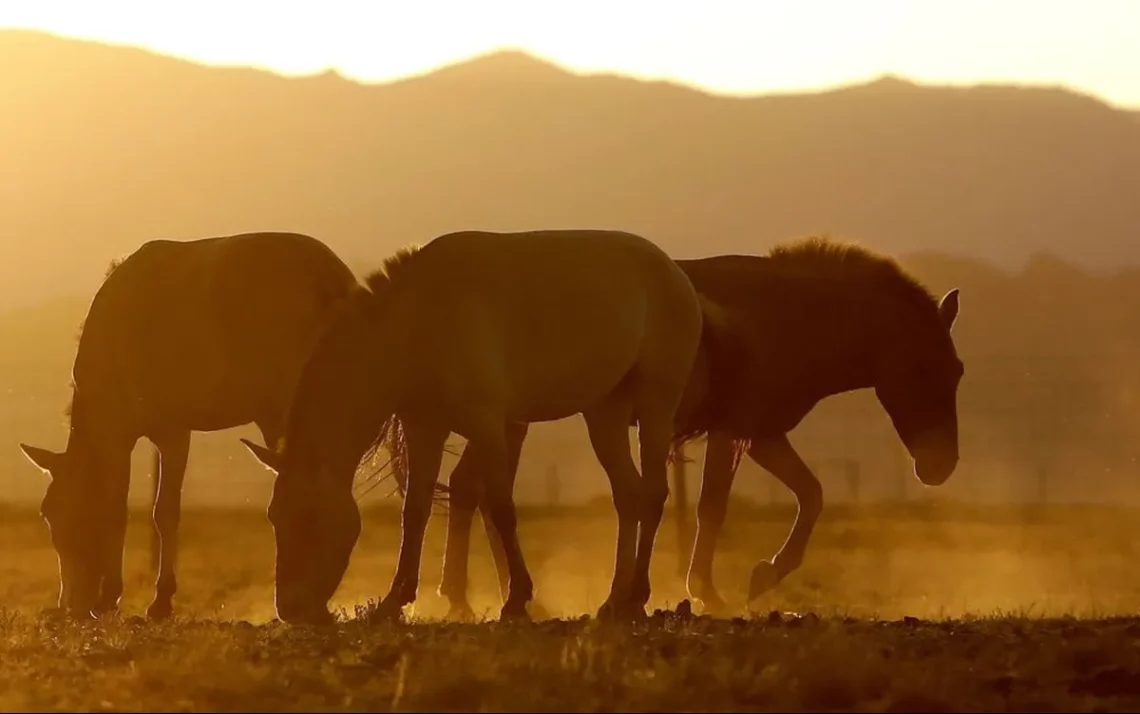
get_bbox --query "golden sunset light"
[2,2,1140,711]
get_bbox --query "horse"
[240,228,710,625]
[18,231,360,621]
[432,236,964,618]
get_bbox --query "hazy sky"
[3,0,1139,107]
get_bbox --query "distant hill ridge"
[2,29,1139,310]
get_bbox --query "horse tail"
[357,413,450,506]
[669,293,741,451]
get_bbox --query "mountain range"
[2,29,1139,311]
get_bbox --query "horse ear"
[938,288,960,331]
[240,438,282,475]
[20,443,64,478]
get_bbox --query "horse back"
[383,229,703,423]
[675,254,836,437]
[72,232,358,428]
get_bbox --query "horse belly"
[119,310,272,432]
[134,353,263,432]
[498,308,645,423]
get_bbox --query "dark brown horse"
[19,231,359,621]
[434,236,964,618]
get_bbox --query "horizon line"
[4,25,1138,112]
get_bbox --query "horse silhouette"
[434,236,964,618]
[19,231,359,620]
[243,228,710,624]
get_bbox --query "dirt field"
[4,497,1140,711]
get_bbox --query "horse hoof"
[278,605,336,627]
[596,599,643,623]
[749,560,782,601]
[39,606,67,621]
[365,599,406,624]
[446,603,477,623]
[630,583,652,611]
[500,601,532,623]
[146,601,173,621]
[595,600,618,621]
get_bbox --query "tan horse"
[19,231,359,621]
[242,229,708,625]
[434,236,964,618]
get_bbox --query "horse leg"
[476,498,505,606]
[148,447,161,576]
[375,419,450,621]
[745,435,823,601]
[438,443,485,621]
[478,422,553,619]
[582,399,643,621]
[442,420,536,620]
[671,447,693,580]
[92,441,135,618]
[146,429,191,620]
[685,429,742,614]
[629,393,682,614]
[468,422,536,621]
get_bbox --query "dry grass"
[3,497,1140,711]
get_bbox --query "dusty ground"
[3,497,1140,711]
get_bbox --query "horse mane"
[767,235,939,308]
[353,242,451,505]
[104,256,125,279]
[72,257,126,346]
[362,244,424,299]
[64,256,128,420]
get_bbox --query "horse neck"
[64,389,135,491]
[69,314,141,448]
[287,322,399,490]
[776,281,885,401]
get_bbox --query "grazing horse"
[241,228,708,625]
[434,236,964,618]
[18,231,359,620]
